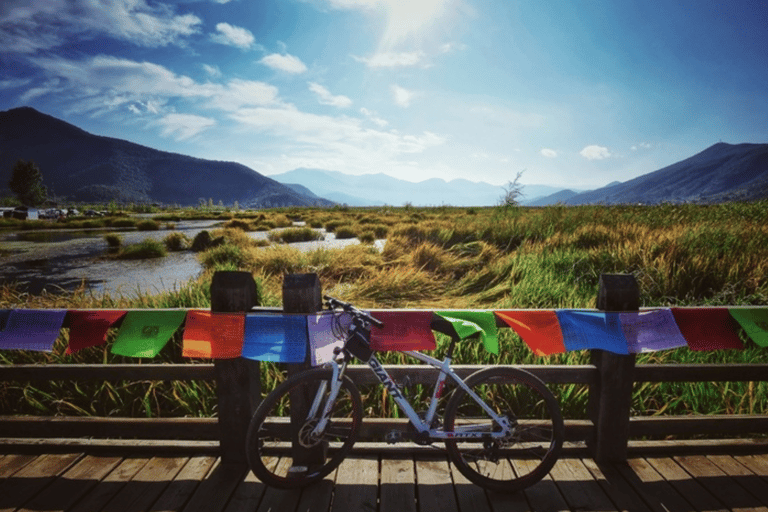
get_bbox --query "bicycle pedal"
[385,431,403,444]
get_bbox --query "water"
[0,220,220,297]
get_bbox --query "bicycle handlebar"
[323,295,384,329]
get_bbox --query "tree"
[9,160,48,206]
[499,170,525,207]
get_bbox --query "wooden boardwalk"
[2,446,768,512]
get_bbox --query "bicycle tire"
[246,367,363,488]
[443,366,564,493]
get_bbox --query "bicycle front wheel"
[246,368,363,488]
[443,367,563,493]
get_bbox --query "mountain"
[0,107,333,207]
[563,143,768,205]
[526,189,581,206]
[270,168,563,207]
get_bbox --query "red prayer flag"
[671,308,744,351]
[495,310,566,356]
[368,311,436,351]
[65,310,126,354]
[182,310,245,359]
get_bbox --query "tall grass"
[2,202,767,426]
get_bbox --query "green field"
[2,202,767,431]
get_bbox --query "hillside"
[563,143,768,205]
[0,107,333,207]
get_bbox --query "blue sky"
[1,0,766,190]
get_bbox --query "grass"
[114,239,167,259]
[1,202,767,430]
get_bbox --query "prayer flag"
[436,311,499,354]
[495,310,566,356]
[182,310,245,359]
[111,310,187,358]
[307,312,352,366]
[369,311,437,351]
[728,308,768,347]
[619,309,688,353]
[0,309,67,352]
[65,310,126,354]
[671,308,744,351]
[556,310,628,354]
[242,314,307,363]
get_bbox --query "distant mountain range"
[0,107,332,207]
[2,107,765,207]
[552,142,768,205]
[272,168,567,206]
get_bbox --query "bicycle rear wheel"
[246,368,363,488]
[443,367,563,493]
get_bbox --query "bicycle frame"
[312,349,513,441]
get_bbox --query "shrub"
[358,231,376,244]
[136,219,160,231]
[268,227,324,243]
[224,219,252,231]
[334,225,357,239]
[104,233,123,249]
[117,239,167,259]
[163,231,190,251]
[109,218,137,228]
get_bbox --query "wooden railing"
[1,272,767,463]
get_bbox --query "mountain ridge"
[0,107,333,207]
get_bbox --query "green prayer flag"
[436,311,499,355]
[111,310,187,358]
[729,308,768,347]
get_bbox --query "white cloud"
[353,52,422,68]
[308,82,352,108]
[202,64,222,78]
[631,142,652,151]
[360,107,388,127]
[158,113,216,141]
[260,53,308,74]
[391,84,415,107]
[540,148,558,158]
[0,0,201,53]
[580,145,611,160]
[211,22,255,49]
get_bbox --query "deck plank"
[182,459,248,512]
[550,457,618,512]
[674,455,768,512]
[17,454,122,512]
[2,448,768,512]
[67,457,150,512]
[580,458,655,512]
[149,456,218,512]
[645,456,728,512]
[380,457,417,512]
[0,453,81,512]
[331,456,378,512]
[415,458,459,512]
[708,454,768,506]
[512,458,570,512]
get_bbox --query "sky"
[1,0,767,190]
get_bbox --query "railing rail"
[1,272,766,463]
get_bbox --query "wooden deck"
[2,444,768,512]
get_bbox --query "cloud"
[202,64,222,78]
[158,113,216,140]
[540,148,558,158]
[353,52,422,68]
[0,0,201,53]
[360,107,388,127]
[580,145,611,160]
[631,142,652,150]
[211,22,255,49]
[308,82,352,108]
[260,53,308,73]
[391,84,415,107]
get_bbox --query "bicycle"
[245,296,564,493]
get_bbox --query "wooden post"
[589,273,638,462]
[282,273,324,469]
[211,270,261,464]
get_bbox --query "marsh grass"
[2,202,768,428]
